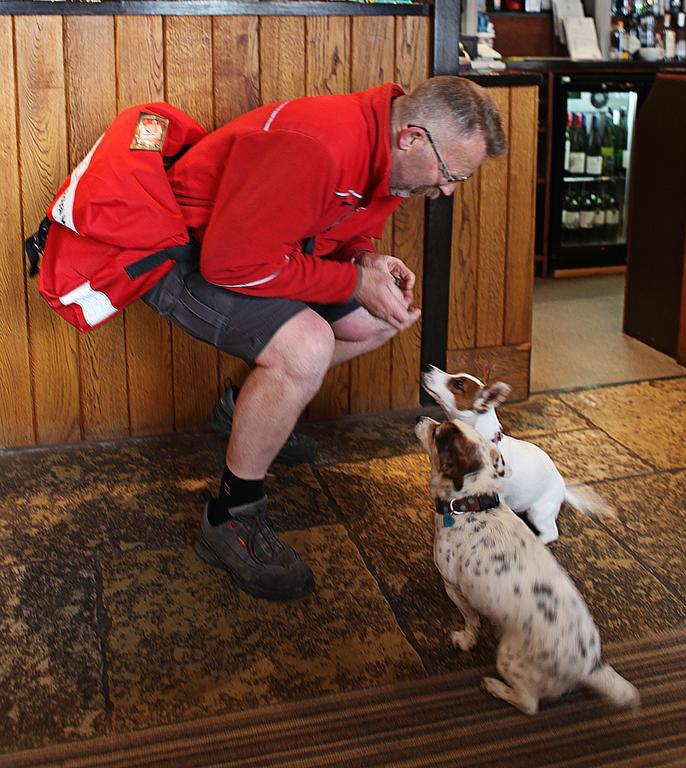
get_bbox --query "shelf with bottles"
[563,108,629,180]
[561,180,625,248]
[609,0,686,62]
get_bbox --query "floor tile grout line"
[94,555,114,731]
[311,465,434,677]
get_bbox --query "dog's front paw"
[451,629,478,652]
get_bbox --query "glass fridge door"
[548,73,652,273]
[560,88,638,251]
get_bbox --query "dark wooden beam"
[420,0,460,404]
[0,0,431,15]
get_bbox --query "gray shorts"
[142,254,359,365]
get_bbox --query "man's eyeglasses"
[407,124,472,184]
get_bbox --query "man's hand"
[354,251,417,309]
[354,253,421,331]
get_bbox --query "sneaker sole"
[194,536,314,602]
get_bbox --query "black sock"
[208,466,265,526]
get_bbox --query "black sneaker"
[208,382,318,466]
[195,495,315,600]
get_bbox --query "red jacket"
[168,83,405,304]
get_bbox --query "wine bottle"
[605,187,620,241]
[601,112,615,175]
[561,185,580,245]
[665,12,677,58]
[585,115,602,176]
[593,184,606,240]
[579,185,596,243]
[676,12,686,59]
[564,112,572,172]
[569,113,587,175]
[616,110,628,175]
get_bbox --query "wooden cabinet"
[623,73,686,365]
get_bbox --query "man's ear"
[397,126,424,151]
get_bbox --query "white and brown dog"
[415,415,639,715]
[422,366,610,544]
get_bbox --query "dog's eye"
[450,378,465,392]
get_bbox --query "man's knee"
[332,307,397,345]
[257,309,335,384]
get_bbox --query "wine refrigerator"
[547,72,655,274]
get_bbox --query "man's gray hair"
[401,76,507,157]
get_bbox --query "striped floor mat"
[2,628,685,768]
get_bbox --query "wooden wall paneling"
[448,172,480,351]
[475,87,510,349]
[446,342,530,401]
[349,16,394,414]
[16,16,81,445]
[66,16,129,441]
[0,17,34,447]
[504,86,537,349]
[391,16,429,409]
[259,17,306,103]
[213,16,259,393]
[306,16,352,421]
[165,16,218,432]
[116,16,174,436]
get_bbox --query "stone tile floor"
[1,377,685,754]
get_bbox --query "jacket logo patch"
[130,112,169,152]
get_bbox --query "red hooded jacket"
[168,82,405,304]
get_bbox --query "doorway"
[530,274,686,393]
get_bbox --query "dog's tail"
[585,663,640,709]
[564,483,616,519]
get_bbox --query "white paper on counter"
[563,16,603,60]
[553,0,584,43]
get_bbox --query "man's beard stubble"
[390,185,442,200]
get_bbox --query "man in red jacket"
[142,76,506,600]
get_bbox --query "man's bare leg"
[328,307,398,368]
[226,308,335,477]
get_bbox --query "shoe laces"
[239,506,293,566]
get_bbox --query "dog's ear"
[489,445,511,478]
[474,381,511,413]
[435,422,481,491]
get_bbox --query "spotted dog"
[422,366,613,544]
[415,415,640,715]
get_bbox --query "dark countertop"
[459,59,686,87]
[459,70,543,87]
[504,58,686,74]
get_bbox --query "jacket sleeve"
[199,130,359,303]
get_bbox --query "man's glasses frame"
[407,124,472,184]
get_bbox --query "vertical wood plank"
[349,15,394,414]
[165,16,218,432]
[16,16,81,445]
[66,16,129,441]
[475,87,510,348]
[0,18,34,447]
[306,16,351,421]
[116,16,174,436]
[391,16,429,409]
[259,17,306,103]
[449,172,481,351]
[213,16,259,392]
[505,86,537,346]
